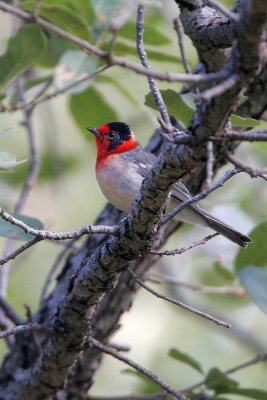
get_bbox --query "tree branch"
[0,207,118,239]
[129,268,231,327]
[88,337,187,400]
[0,1,227,85]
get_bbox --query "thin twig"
[110,0,137,31]
[194,74,239,100]
[0,60,41,296]
[204,0,239,22]
[0,237,41,266]
[173,17,191,74]
[0,2,228,85]
[148,273,245,297]
[204,141,214,188]
[0,65,109,112]
[179,351,267,393]
[40,238,78,301]
[0,322,51,338]
[136,4,172,128]
[160,168,241,226]
[31,0,41,18]
[24,304,42,354]
[0,313,14,347]
[88,337,187,400]
[89,393,167,400]
[129,268,231,328]
[107,342,131,353]
[227,153,267,180]
[0,297,23,325]
[210,129,267,142]
[16,78,41,210]
[0,207,118,240]
[150,233,218,256]
[226,352,267,374]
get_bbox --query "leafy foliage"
[22,1,92,40]
[168,348,204,374]
[0,152,26,172]
[145,90,194,126]
[70,86,118,135]
[0,24,47,91]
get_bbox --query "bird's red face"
[88,122,139,166]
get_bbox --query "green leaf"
[0,213,43,241]
[0,152,80,185]
[54,50,98,94]
[180,93,196,110]
[214,264,236,282]
[234,221,267,272]
[0,152,27,172]
[205,368,239,393]
[70,86,118,136]
[168,348,203,374]
[0,128,14,136]
[92,0,125,39]
[95,75,137,105]
[56,0,96,25]
[239,266,267,315]
[22,2,91,40]
[145,90,194,126]
[219,388,267,399]
[119,21,171,45]
[231,114,260,128]
[0,24,47,90]
[35,33,74,69]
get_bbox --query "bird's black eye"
[107,131,117,140]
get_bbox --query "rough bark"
[0,1,267,399]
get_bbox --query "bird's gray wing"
[120,147,156,178]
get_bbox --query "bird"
[88,121,252,248]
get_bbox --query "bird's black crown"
[108,122,131,137]
[106,122,132,150]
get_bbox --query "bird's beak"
[87,127,103,140]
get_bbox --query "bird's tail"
[203,213,252,248]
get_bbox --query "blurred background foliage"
[0,0,267,398]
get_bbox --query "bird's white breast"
[96,154,144,212]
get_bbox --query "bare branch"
[88,337,187,400]
[179,351,267,393]
[204,0,239,22]
[129,268,231,328]
[0,322,51,339]
[89,394,167,400]
[136,4,172,128]
[148,273,245,297]
[0,207,118,240]
[0,1,228,85]
[150,233,218,255]
[160,168,241,225]
[41,238,78,301]
[89,393,167,400]
[0,65,109,112]
[110,0,137,32]
[173,17,191,74]
[204,141,214,188]
[0,237,40,266]
[211,129,267,142]
[194,74,240,100]
[227,153,267,180]
[0,297,23,325]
